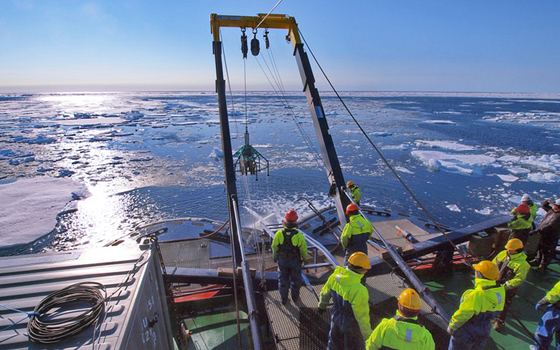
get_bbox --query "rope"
[221,33,239,137]
[253,51,325,171]
[510,309,544,349]
[199,219,230,238]
[298,28,471,267]
[0,304,40,332]
[27,282,106,344]
[254,0,284,30]
[243,53,249,135]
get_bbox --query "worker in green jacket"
[532,281,560,349]
[491,238,530,331]
[271,210,308,305]
[347,181,361,206]
[447,260,505,350]
[366,288,435,350]
[318,252,372,350]
[519,194,538,225]
[507,203,532,245]
[341,203,373,266]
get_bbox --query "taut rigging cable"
[253,50,326,172]
[221,33,239,137]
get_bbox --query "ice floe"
[0,177,88,249]
[422,120,456,125]
[411,150,495,176]
[446,204,461,212]
[416,140,475,151]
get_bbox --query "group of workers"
[271,186,560,349]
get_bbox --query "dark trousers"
[496,287,518,322]
[508,228,530,246]
[448,311,495,350]
[535,233,560,268]
[327,319,365,350]
[277,257,303,302]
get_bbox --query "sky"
[1,0,559,93]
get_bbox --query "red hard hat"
[515,204,530,214]
[285,210,298,222]
[346,203,359,214]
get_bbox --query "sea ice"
[496,174,519,182]
[528,172,560,183]
[412,150,495,175]
[475,208,492,215]
[416,140,475,151]
[422,120,456,125]
[427,159,441,171]
[507,167,530,175]
[446,204,461,212]
[0,178,88,249]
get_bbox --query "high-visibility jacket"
[544,281,560,304]
[366,311,435,350]
[507,213,532,230]
[350,186,361,203]
[529,203,538,222]
[510,202,538,224]
[271,226,307,261]
[448,278,506,331]
[318,266,372,341]
[341,214,373,250]
[492,250,530,290]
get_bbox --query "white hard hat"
[521,194,532,202]
[554,199,560,206]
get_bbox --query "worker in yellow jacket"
[532,281,560,349]
[366,288,435,350]
[271,210,308,305]
[447,260,505,350]
[347,181,361,206]
[341,203,373,266]
[318,252,372,350]
[491,238,530,331]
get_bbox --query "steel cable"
[298,28,471,267]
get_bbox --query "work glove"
[535,298,549,311]
[447,326,455,335]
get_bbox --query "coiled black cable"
[27,282,106,344]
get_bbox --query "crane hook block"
[241,30,248,59]
[264,30,270,49]
[251,36,260,56]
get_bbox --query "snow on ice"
[0,178,88,249]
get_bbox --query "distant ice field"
[1,91,559,253]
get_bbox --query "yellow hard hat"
[347,181,354,188]
[348,252,371,270]
[398,288,422,311]
[473,260,499,281]
[505,238,523,251]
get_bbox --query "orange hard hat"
[345,203,359,214]
[285,210,298,222]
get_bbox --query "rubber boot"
[291,290,299,304]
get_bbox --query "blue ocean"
[1,91,559,252]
